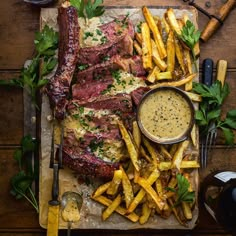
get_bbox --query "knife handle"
[216,60,228,85]
[47,204,60,236]
[202,58,214,86]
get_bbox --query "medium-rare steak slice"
[77,16,134,66]
[46,4,79,120]
[60,147,119,180]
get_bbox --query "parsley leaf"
[10,135,39,213]
[71,0,105,20]
[167,174,195,206]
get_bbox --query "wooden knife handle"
[216,60,228,85]
[47,204,60,236]
[201,0,235,42]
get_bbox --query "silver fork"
[200,58,214,169]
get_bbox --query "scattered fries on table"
[91,6,200,227]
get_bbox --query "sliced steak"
[131,87,150,106]
[77,17,134,66]
[60,147,119,180]
[46,5,79,120]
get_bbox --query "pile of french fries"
[133,7,200,91]
[91,120,199,225]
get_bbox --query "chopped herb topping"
[100,36,108,44]
[96,29,102,35]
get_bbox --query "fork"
[200,58,214,169]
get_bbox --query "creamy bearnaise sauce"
[139,89,192,142]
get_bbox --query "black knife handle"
[50,163,60,206]
[202,58,214,86]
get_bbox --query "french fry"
[106,170,123,196]
[185,91,202,102]
[171,140,190,170]
[140,146,152,163]
[151,39,167,71]
[158,160,200,171]
[182,202,193,220]
[102,194,122,220]
[150,73,197,89]
[135,32,142,45]
[127,169,160,213]
[155,179,163,197]
[142,136,160,167]
[147,66,159,83]
[161,202,172,219]
[159,145,172,160]
[118,121,140,171]
[155,71,172,80]
[168,176,177,188]
[137,176,165,211]
[162,14,170,34]
[142,6,167,59]
[92,195,139,222]
[174,37,186,74]
[169,143,178,156]
[141,22,152,70]
[92,181,111,198]
[120,166,134,208]
[134,40,142,55]
[139,202,152,224]
[166,8,182,35]
[167,30,175,72]
[190,124,197,147]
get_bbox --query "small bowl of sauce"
[137,86,195,144]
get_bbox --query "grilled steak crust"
[61,147,119,180]
[46,6,79,120]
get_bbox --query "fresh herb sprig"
[179,20,201,69]
[10,135,39,213]
[193,80,236,145]
[167,174,195,207]
[0,25,58,108]
[71,0,105,19]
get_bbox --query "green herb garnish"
[10,135,39,213]
[71,0,105,20]
[193,80,236,145]
[179,20,200,69]
[167,174,195,207]
[0,25,58,108]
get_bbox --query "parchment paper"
[39,6,199,230]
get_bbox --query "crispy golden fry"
[174,37,186,74]
[140,146,152,163]
[165,191,176,199]
[162,14,170,34]
[134,40,142,55]
[106,170,123,196]
[171,140,190,170]
[161,202,172,219]
[166,8,182,35]
[168,176,177,188]
[142,136,160,167]
[168,198,186,226]
[141,22,152,70]
[118,121,140,171]
[167,30,175,72]
[92,195,139,222]
[155,178,163,197]
[132,120,141,149]
[190,124,197,147]
[92,181,111,198]
[185,91,202,102]
[142,6,167,59]
[184,49,193,91]
[135,32,142,45]
[182,202,193,220]
[150,73,197,89]
[127,169,160,213]
[147,66,159,83]
[102,194,122,220]
[137,176,165,211]
[158,160,200,171]
[160,145,172,160]
[120,166,134,208]
[139,202,152,224]
[151,39,167,71]
[155,71,172,80]
[169,143,178,156]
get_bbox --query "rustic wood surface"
[0,0,236,235]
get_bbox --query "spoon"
[61,191,83,236]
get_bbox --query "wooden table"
[0,0,236,235]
